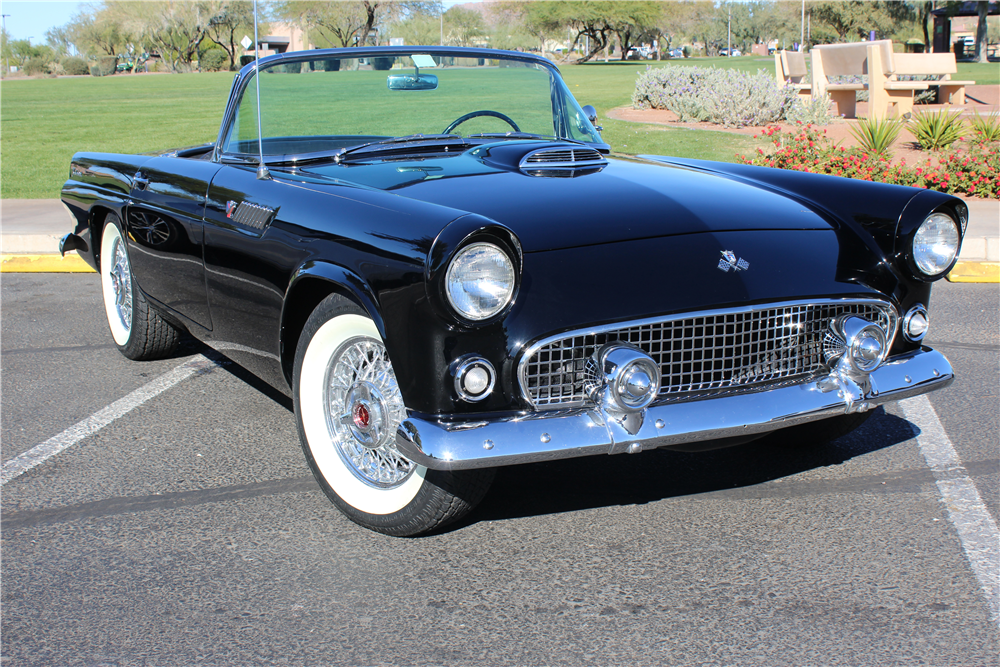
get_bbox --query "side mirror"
[387,74,438,91]
[581,104,602,132]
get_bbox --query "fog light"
[453,356,495,402]
[586,344,661,412]
[903,304,929,342]
[826,315,889,375]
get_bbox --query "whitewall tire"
[293,295,494,536]
[99,213,180,360]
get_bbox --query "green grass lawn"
[2,72,233,199]
[1,61,756,199]
[1,54,991,199]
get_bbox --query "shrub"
[682,46,691,58]
[632,65,796,128]
[909,109,965,151]
[23,58,51,76]
[737,124,998,199]
[968,110,1000,144]
[848,116,904,157]
[61,56,90,76]
[199,49,228,72]
[89,56,117,77]
[785,95,832,126]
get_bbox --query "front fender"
[279,260,386,385]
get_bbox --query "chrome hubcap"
[324,337,412,488]
[110,237,132,332]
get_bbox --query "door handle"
[133,171,150,190]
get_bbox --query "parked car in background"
[61,46,964,536]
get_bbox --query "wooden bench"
[810,40,895,118]
[774,50,811,102]
[868,49,976,117]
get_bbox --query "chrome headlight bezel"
[444,242,517,322]
[910,212,961,278]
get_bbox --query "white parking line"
[1,355,222,486]
[902,394,1000,628]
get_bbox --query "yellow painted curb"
[1,254,96,273]
[947,261,1000,283]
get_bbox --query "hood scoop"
[519,146,607,178]
[476,142,608,178]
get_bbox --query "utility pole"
[727,4,731,56]
[1,14,9,74]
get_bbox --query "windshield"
[222,51,601,159]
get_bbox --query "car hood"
[301,146,835,253]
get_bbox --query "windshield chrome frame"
[213,46,605,165]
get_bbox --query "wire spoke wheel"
[99,213,179,360]
[294,295,495,536]
[324,337,414,488]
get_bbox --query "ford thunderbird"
[60,47,965,535]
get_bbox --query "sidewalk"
[0,197,996,280]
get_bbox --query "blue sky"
[2,1,84,42]
[1,0,479,43]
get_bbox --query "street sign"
[241,35,253,50]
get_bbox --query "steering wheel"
[443,110,520,135]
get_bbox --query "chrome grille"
[519,299,897,409]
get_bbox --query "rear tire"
[99,213,180,360]
[293,294,493,536]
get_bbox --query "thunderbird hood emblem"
[718,250,749,273]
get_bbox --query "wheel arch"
[89,204,126,273]
[280,261,386,386]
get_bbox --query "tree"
[443,5,485,47]
[44,25,74,56]
[113,1,226,72]
[392,14,442,47]
[275,1,380,47]
[206,1,258,70]
[66,6,129,57]
[973,0,988,63]
[812,1,913,42]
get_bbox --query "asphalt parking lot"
[2,273,997,666]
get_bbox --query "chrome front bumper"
[395,347,953,471]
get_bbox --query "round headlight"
[445,242,516,321]
[912,212,960,276]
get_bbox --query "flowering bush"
[632,65,800,128]
[736,124,999,199]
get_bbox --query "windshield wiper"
[334,134,472,162]
[257,135,470,167]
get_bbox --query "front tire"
[99,213,180,360]
[293,295,493,536]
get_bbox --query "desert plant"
[632,65,796,128]
[785,94,832,126]
[909,109,965,151]
[61,56,90,76]
[848,116,904,156]
[199,49,228,72]
[968,110,1000,144]
[23,57,51,76]
[89,56,117,77]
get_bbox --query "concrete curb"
[1,254,95,273]
[946,261,1000,283]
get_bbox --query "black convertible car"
[61,47,964,535]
